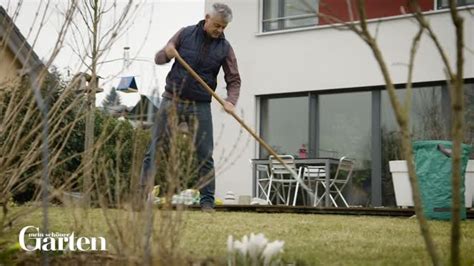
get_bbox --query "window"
[464,83,474,156]
[380,86,447,205]
[257,83,472,206]
[319,92,372,170]
[381,86,447,143]
[259,95,309,158]
[437,0,474,9]
[262,0,318,32]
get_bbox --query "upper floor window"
[437,0,474,9]
[262,0,319,32]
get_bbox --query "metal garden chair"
[266,155,303,205]
[313,156,354,207]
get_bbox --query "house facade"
[204,0,473,206]
[0,6,43,86]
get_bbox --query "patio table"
[251,157,340,207]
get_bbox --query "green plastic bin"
[413,140,472,220]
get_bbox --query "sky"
[1,0,205,107]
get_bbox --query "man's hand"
[164,44,177,60]
[223,101,235,114]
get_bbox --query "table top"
[251,158,340,164]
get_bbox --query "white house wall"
[206,0,474,199]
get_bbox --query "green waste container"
[413,140,472,220]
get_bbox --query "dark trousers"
[140,97,215,207]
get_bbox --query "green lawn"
[3,206,474,265]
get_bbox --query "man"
[140,3,241,211]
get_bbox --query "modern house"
[0,6,44,85]
[203,0,474,206]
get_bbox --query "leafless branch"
[404,27,424,115]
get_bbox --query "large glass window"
[257,83,472,206]
[319,92,372,186]
[262,0,318,32]
[464,83,474,158]
[437,0,474,9]
[381,86,446,205]
[316,92,372,205]
[381,86,446,146]
[260,96,309,158]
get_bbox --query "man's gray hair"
[208,3,233,23]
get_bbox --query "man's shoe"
[201,204,215,213]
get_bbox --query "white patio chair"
[292,165,326,206]
[314,156,354,207]
[256,164,271,200]
[266,155,303,205]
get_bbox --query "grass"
[3,206,474,265]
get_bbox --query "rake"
[171,48,314,201]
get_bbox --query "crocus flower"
[262,240,285,265]
[233,235,249,257]
[227,235,234,253]
[227,235,235,266]
[247,233,268,262]
[226,233,284,266]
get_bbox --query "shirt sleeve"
[222,45,241,105]
[154,28,184,65]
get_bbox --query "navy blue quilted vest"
[165,20,230,102]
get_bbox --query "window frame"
[259,0,319,33]
[258,93,310,159]
[436,0,474,9]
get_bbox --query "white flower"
[247,233,268,262]
[226,233,284,266]
[233,235,249,257]
[262,240,285,265]
[227,235,235,266]
[227,235,234,253]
